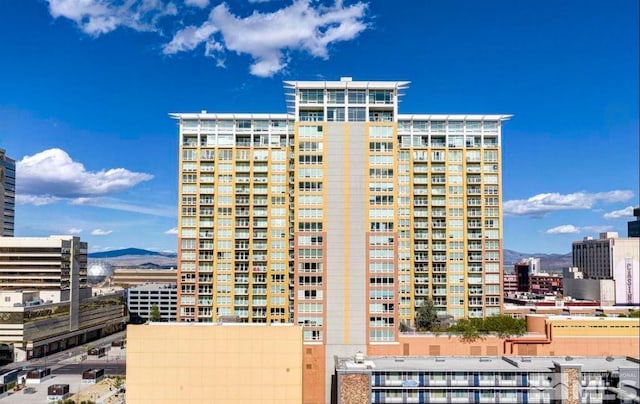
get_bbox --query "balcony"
[415,254,429,262]
[414,231,429,240]
[414,198,429,206]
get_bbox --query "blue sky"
[0,0,638,254]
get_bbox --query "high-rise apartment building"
[173,78,509,344]
[0,149,15,237]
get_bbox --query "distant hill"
[504,249,572,273]
[89,248,177,259]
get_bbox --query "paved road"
[0,330,126,372]
[54,362,126,375]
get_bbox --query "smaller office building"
[126,283,177,322]
[0,236,127,361]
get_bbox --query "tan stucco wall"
[302,344,326,404]
[126,324,303,404]
[367,332,639,358]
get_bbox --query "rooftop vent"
[354,351,364,364]
[480,357,492,363]
[565,356,573,361]
[435,357,445,362]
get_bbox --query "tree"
[483,315,526,338]
[447,319,483,343]
[149,304,162,322]
[415,299,440,331]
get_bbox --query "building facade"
[174,78,509,401]
[528,273,562,295]
[503,273,518,294]
[334,354,640,404]
[0,236,126,361]
[0,149,15,237]
[572,232,639,305]
[0,235,88,292]
[126,283,177,322]
[126,323,303,404]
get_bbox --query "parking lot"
[1,346,125,403]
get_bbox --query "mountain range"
[90,248,571,272]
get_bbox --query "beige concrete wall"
[126,324,303,404]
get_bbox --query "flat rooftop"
[336,356,640,373]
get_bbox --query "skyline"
[0,0,638,254]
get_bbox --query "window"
[299,89,324,104]
[369,142,394,152]
[327,89,345,103]
[299,141,323,152]
[370,126,393,138]
[348,107,366,122]
[299,110,324,122]
[347,89,366,103]
[299,125,323,138]
[299,182,323,191]
[368,89,393,104]
[327,107,345,122]
[369,155,394,165]
[299,155,323,165]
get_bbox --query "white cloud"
[91,229,113,236]
[163,0,369,77]
[184,0,209,7]
[162,22,219,54]
[46,0,177,36]
[70,197,175,217]
[68,228,83,234]
[45,0,369,77]
[15,194,60,206]
[545,224,614,235]
[164,227,179,235]
[504,190,634,217]
[17,148,153,202]
[603,206,636,219]
[546,224,580,234]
